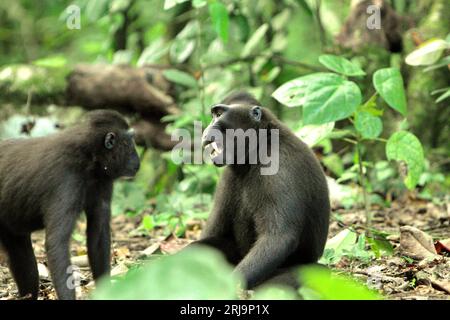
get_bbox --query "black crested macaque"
[194,92,330,289]
[0,110,140,300]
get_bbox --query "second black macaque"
[0,110,140,300]
[192,92,330,289]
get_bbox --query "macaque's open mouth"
[203,140,223,161]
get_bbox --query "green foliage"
[354,111,383,139]
[93,246,241,299]
[386,131,425,190]
[274,54,425,193]
[318,55,365,76]
[163,69,198,88]
[273,72,362,125]
[298,266,382,300]
[208,1,229,43]
[373,68,407,116]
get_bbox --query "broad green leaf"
[93,246,240,299]
[163,69,198,88]
[241,24,268,58]
[373,68,407,116]
[272,74,316,107]
[366,236,393,258]
[208,1,229,43]
[273,73,361,124]
[164,0,189,10]
[354,111,383,139]
[298,266,381,300]
[302,73,361,125]
[319,54,366,76]
[295,122,335,147]
[319,229,357,264]
[405,39,448,66]
[386,131,424,190]
[358,94,383,116]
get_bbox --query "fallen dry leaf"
[430,278,450,294]
[71,255,89,267]
[435,238,450,255]
[399,226,438,260]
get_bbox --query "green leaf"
[192,0,207,8]
[86,0,109,21]
[241,24,268,58]
[433,88,450,103]
[318,55,366,76]
[164,0,189,10]
[354,111,383,139]
[163,69,197,88]
[405,39,448,66]
[272,74,314,107]
[302,73,361,125]
[170,21,199,63]
[93,246,240,299]
[273,73,361,125]
[423,55,450,72]
[295,122,335,147]
[33,55,67,68]
[298,265,381,300]
[386,131,424,190]
[320,229,357,264]
[373,68,407,116]
[208,1,229,43]
[137,39,170,66]
[366,236,393,258]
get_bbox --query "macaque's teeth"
[211,141,221,153]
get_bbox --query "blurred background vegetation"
[0,0,448,299]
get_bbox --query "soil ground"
[0,198,448,300]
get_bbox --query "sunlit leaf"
[241,24,268,58]
[319,54,365,76]
[354,111,383,139]
[302,73,361,125]
[295,122,335,146]
[209,1,229,43]
[405,39,448,66]
[93,246,240,299]
[163,69,198,88]
[373,68,407,116]
[386,131,424,190]
[298,266,381,300]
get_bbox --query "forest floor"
[0,198,449,300]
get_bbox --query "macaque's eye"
[250,106,262,122]
[211,104,228,118]
[104,132,116,149]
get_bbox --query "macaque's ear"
[250,106,262,122]
[104,132,116,149]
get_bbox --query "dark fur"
[0,110,140,299]
[194,92,330,289]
